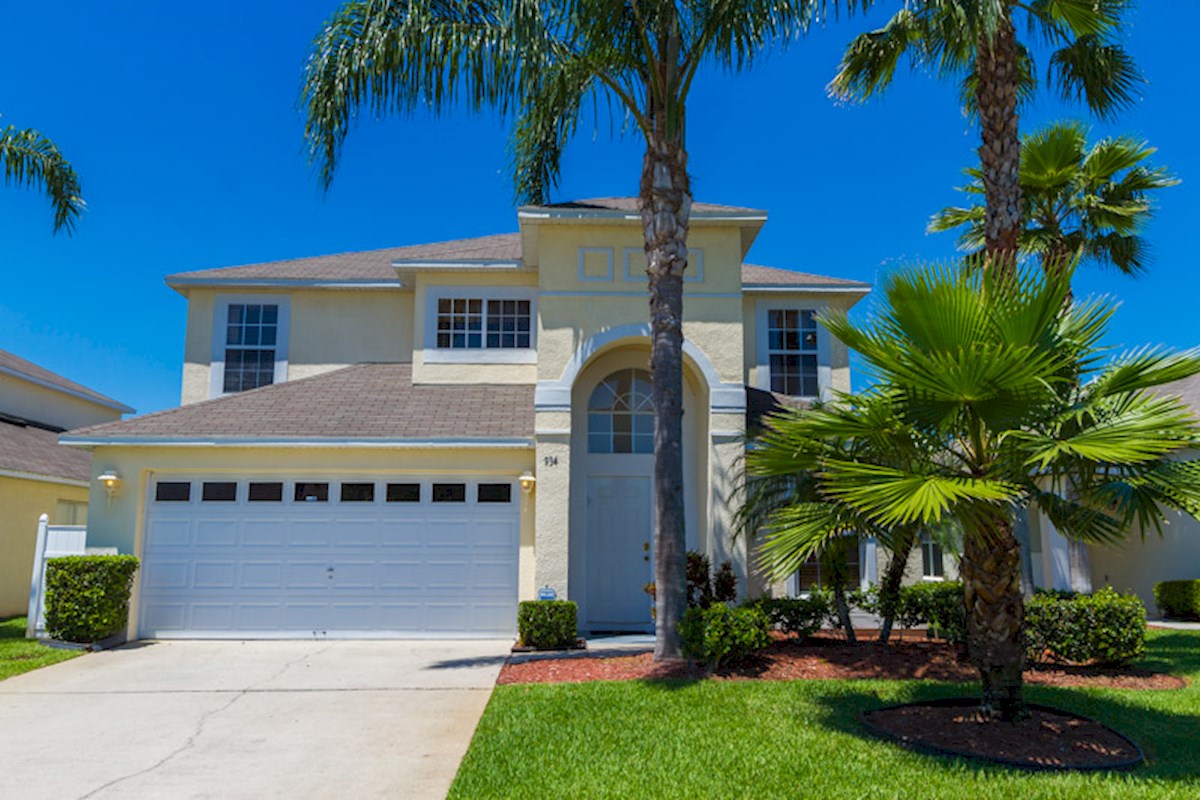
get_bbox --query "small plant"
[44,555,139,643]
[645,551,739,612]
[1025,587,1146,665]
[750,593,831,640]
[1154,580,1200,620]
[517,601,578,649]
[679,604,771,671]
[897,582,966,643]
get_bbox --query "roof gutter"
[742,284,872,294]
[60,435,536,450]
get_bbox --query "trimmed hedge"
[44,555,139,643]
[679,604,771,671]
[1154,580,1200,620]
[517,600,578,649]
[1025,587,1146,665]
[900,581,966,643]
[748,593,831,640]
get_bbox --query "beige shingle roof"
[166,234,523,284]
[741,264,871,290]
[0,419,92,482]
[64,363,534,444]
[0,349,132,412]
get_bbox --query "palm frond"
[0,125,85,234]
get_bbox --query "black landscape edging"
[859,697,1145,773]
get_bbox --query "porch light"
[98,470,121,498]
[519,472,536,494]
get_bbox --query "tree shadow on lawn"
[804,679,1200,784]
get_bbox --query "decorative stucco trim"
[534,322,746,414]
[577,247,614,283]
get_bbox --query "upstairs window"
[436,298,531,349]
[921,533,946,579]
[767,309,818,397]
[588,369,654,454]
[224,303,279,392]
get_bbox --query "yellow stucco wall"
[180,288,415,404]
[0,475,89,617]
[0,374,121,430]
[83,445,536,638]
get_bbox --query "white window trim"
[209,294,291,399]
[422,285,537,364]
[577,247,614,283]
[754,299,830,402]
[621,247,704,283]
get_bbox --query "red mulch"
[864,702,1140,770]
[498,632,1185,690]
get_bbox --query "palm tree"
[1,124,84,234]
[930,121,1179,282]
[300,0,866,661]
[831,0,1140,266]
[748,263,1200,720]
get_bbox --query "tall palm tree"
[930,120,1179,282]
[748,263,1200,720]
[300,0,865,661]
[0,124,84,234]
[831,0,1140,266]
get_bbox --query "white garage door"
[139,476,520,638]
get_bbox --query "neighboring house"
[0,349,132,616]
[61,198,870,639]
[1029,372,1200,612]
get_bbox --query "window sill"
[422,348,536,365]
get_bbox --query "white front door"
[139,475,520,638]
[586,476,653,631]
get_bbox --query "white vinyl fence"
[26,514,87,638]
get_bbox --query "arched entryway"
[569,345,706,633]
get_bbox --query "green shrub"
[897,581,966,643]
[647,551,740,612]
[44,555,139,643]
[1025,587,1146,665]
[679,604,771,671]
[517,601,578,649]
[749,593,831,640]
[1154,580,1200,620]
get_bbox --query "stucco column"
[533,412,571,600]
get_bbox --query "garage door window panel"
[155,482,191,502]
[386,483,421,503]
[294,482,329,502]
[432,483,466,503]
[202,482,237,502]
[478,483,513,503]
[340,483,376,502]
[248,482,283,502]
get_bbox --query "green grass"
[450,629,1200,799]
[0,616,81,680]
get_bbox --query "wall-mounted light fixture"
[97,470,121,500]
[519,471,536,494]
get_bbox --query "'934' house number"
[542,455,558,467]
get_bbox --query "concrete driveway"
[0,639,509,800]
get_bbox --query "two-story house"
[0,349,132,616]
[63,198,871,639]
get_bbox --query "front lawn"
[0,616,80,680]
[450,629,1200,799]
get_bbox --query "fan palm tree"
[930,121,1179,282]
[1,124,84,234]
[300,0,868,661]
[831,0,1140,266]
[748,263,1200,720]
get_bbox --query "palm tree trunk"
[832,582,857,645]
[641,134,691,662]
[975,15,1022,269]
[960,514,1027,721]
[878,528,918,644]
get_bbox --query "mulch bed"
[862,699,1143,771]
[498,632,1185,690]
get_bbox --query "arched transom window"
[587,369,654,454]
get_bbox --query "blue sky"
[1,2,1196,416]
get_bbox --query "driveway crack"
[77,642,336,799]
